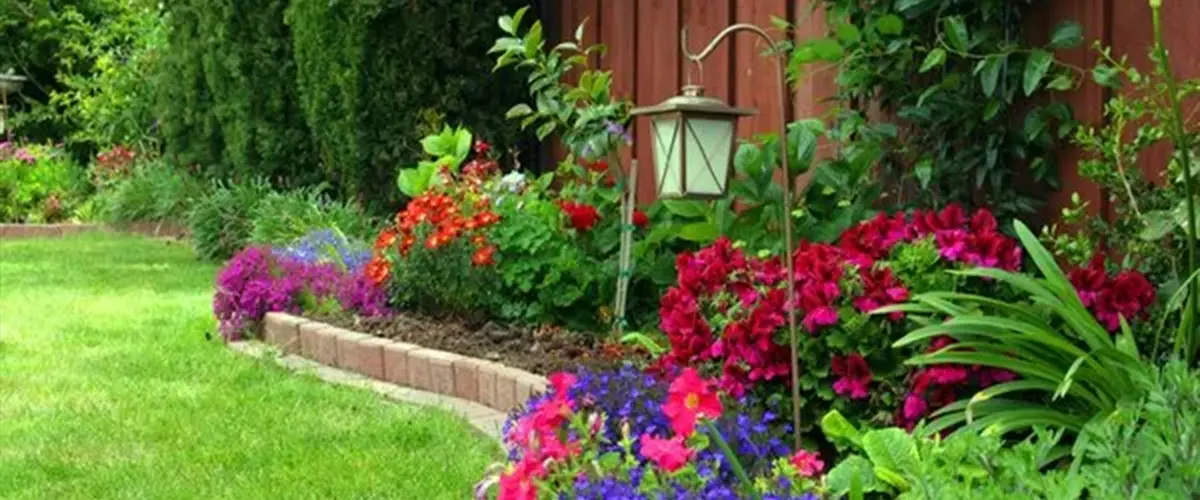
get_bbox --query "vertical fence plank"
[635,0,681,204]
[733,0,790,140]
[600,0,638,185]
[680,0,734,104]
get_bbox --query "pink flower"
[498,456,543,500]
[802,306,839,333]
[548,372,577,395]
[831,353,873,399]
[790,449,825,477]
[902,393,927,421]
[662,368,723,437]
[640,434,694,472]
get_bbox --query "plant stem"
[1151,0,1199,363]
[704,420,761,500]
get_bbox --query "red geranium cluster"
[1068,253,1157,332]
[896,336,1017,430]
[92,145,137,185]
[365,190,501,286]
[839,204,1022,272]
[558,200,601,232]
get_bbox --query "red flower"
[662,368,722,437]
[559,201,601,232]
[548,372,577,395]
[790,449,825,477]
[839,212,909,266]
[1068,253,1108,308]
[365,255,390,285]
[831,353,872,400]
[471,245,497,267]
[853,267,910,320]
[1067,253,1157,332]
[582,158,609,174]
[640,434,693,472]
[473,140,491,155]
[497,457,541,500]
[633,209,649,229]
[374,229,398,251]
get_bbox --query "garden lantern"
[0,70,26,136]
[631,23,805,449]
[630,85,753,199]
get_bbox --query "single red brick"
[382,341,420,387]
[348,336,390,380]
[298,322,328,359]
[262,313,306,354]
[334,330,372,371]
[451,357,485,402]
[406,349,432,392]
[421,350,462,396]
[313,326,341,366]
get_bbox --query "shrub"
[188,178,273,261]
[248,186,377,246]
[655,204,1024,434]
[0,141,85,222]
[213,245,389,340]
[93,156,203,224]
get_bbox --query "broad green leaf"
[873,466,910,491]
[678,222,718,242]
[861,428,918,474]
[1171,197,1200,237]
[836,23,862,44]
[820,410,862,446]
[812,38,845,61]
[1140,209,1177,240]
[825,455,878,497]
[662,200,710,218]
[919,48,946,73]
[1047,74,1074,91]
[875,15,904,35]
[979,55,1005,97]
[944,16,969,52]
[1049,21,1084,49]
[498,15,514,34]
[1023,50,1053,96]
[915,157,933,188]
[535,121,556,140]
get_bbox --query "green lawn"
[0,233,499,499]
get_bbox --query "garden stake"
[680,24,803,449]
[612,158,639,336]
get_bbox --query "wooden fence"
[546,0,1200,218]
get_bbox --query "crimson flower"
[790,449,825,477]
[831,353,872,400]
[473,140,491,155]
[558,201,601,232]
[365,255,390,285]
[633,209,649,229]
[497,456,542,500]
[471,245,497,267]
[662,368,722,437]
[640,434,693,472]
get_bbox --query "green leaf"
[498,15,514,34]
[397,164,434,197]
[915,157,933,188]
[1023,50,1053,96]
[535,121,556,140]
[825,456,878,497]
[820,410,862,447]
[873,466,910,491]
[678,222,718,243]
[1047,74,1074,91]
[919,48,946,73]
[979,55,1005,97]
[1092,65,1122,88]
[1172,197,1200,237]
[836,23,862,44]
[896,0,929,11]
[875,15,904,36]
[812,38,845,61]
[505,103,533,120]
[1049,21,1084,49]
[1140,209,1177,241]
[574,19,587,42]
[944,16,969,52]
[861,428,919,475]
[662,200,709,218]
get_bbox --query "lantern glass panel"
[683,117,735,197]
[651,116,683,197]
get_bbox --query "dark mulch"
[307,311,649,375]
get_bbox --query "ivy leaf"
[944,16,969,52]
[836,23,862,44]
[1049,21,1084,49]
[1092,65,1122,88]
[875,15,904,36]
[919,48,946,73]
[979,55,1005,97]
[1023,50,1053,96]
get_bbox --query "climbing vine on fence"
[792,0,1082,221]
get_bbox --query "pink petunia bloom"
[902,392,928,421]
[640,434,694,472]
[662,368,723,437]
[831,353,873,399]
[790,449,825,477]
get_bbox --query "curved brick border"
[262,312,548,416]
[0,222,188,240]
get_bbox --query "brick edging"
[262,312,548,415]
[0,222,188,240]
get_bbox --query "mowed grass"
[0,233,499,499]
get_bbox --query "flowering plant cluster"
[656,205,1025,431]
[213,243,390,340]
[1067,253,1157,332]
[91,145,138,186]
[0,141,82,223]
[483,365,822,499]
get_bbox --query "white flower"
[499,171,527,193]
